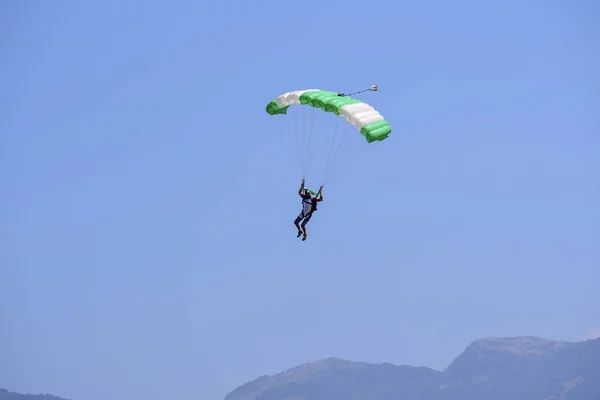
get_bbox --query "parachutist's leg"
[294,215,303,236]
[300,214,311,240]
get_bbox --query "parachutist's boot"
[297,230,303,237]
[302,233,307,241]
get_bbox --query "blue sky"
[1,1,599,400]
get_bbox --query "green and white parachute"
[266,86,391,185]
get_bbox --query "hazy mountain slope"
[224,336,600,400]
[0,389,68,400]
[3,336,598,400]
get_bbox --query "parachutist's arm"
[317,186,323,201]
[298,181,305,196]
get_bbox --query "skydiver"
[294,179,323,241]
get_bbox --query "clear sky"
[1,1,599,400]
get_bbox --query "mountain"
[0,389,69,400]
[223,336,600,400]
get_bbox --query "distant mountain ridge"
[0,389,68,400]
[2,336,599,400]
[224,336,600,400]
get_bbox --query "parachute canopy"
[266,89,391,143]
[265,86,391,186]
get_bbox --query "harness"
[302,195,317,215]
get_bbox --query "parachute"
[266,86,391,186]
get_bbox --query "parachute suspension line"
[281,107,298,176]
[307,107,322,180]
[299,106,307,178]
[297,104,312,179]
[288,107,302,178]
[322,140,380,187]
[305,106,318,178]
[322,115,341,185]
[322,131,362,186]
[301,106,330,183]
[292,108,302,175]
[315,109,329,166]
[304,106,316,177]
[320,84,382,185]
[322,118,353,186]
